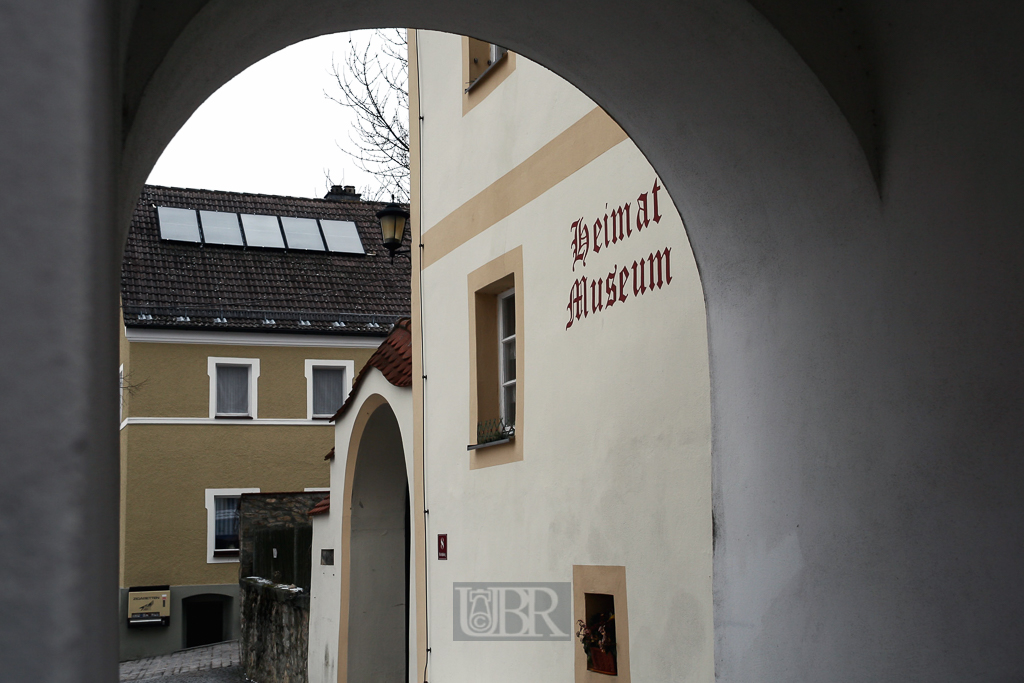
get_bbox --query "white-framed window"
[498,288,516,427]
[207,357,260,419]
[205,487,259,563]
[304,359,354,419]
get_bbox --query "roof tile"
[308,495,330,516]
[332,318,413,421]
[120,185,411,335]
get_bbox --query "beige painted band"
[421,107,628,269]
[407,28,429,683]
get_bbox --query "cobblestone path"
[119,640,242,682]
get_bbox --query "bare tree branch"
[120,370,148,412]
[326,29,410,202]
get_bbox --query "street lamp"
[376,198,410,260]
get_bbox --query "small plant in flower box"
[576,611,617,675]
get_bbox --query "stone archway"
[5,2,1024,682]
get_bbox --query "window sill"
[465,52,509,93]
[467,436,513,451]
[213,549,239,558]
[215,414,252,419]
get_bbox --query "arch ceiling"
[119,0,884,229]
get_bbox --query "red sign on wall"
[438,534,448,560]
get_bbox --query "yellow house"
[309,34,713,683]
[119,184,409,660]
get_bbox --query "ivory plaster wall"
[309,511,340,683]
[415,30,598,232]
[415,33,713,683]
[308,369,415,683]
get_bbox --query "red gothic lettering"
[632,259,646,296]
[636,191,650,232]
[566,249,674,331]
[648,249,668,289]
[652,179,662,224]
[606,267,618,307]
[592,216,602,253]
[591,277,604,313]
[566,277,585,329]
[609,204,630,243]
[579,276,588,320]
[570,218,589,271]
[566,276,589,328]
[566,280,576,329]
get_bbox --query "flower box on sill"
[468,418,515,450]
[589,648,617,676]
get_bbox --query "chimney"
[324,185,361,201]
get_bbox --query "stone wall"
[238,492,323,683]
[239,492,325,584]
[240,577,310,683]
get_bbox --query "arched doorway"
[343,401,410,683]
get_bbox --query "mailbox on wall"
[127,585,171,627]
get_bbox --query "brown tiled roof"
[120,185,411,335]
[365,317,413,387]
[308,495,330,516]
[332,318,413,421]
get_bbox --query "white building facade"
[311,31,714,683]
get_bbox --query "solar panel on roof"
[319,220,365,254]
[156,207,201,242]
[280,217,326,251]
[240,214,285,249]
[199,211,244,246]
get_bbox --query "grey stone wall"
[239,492,324,584]
[240,577,310,683]
[238,493,322,682]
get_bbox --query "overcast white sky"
[147,31,379,199]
